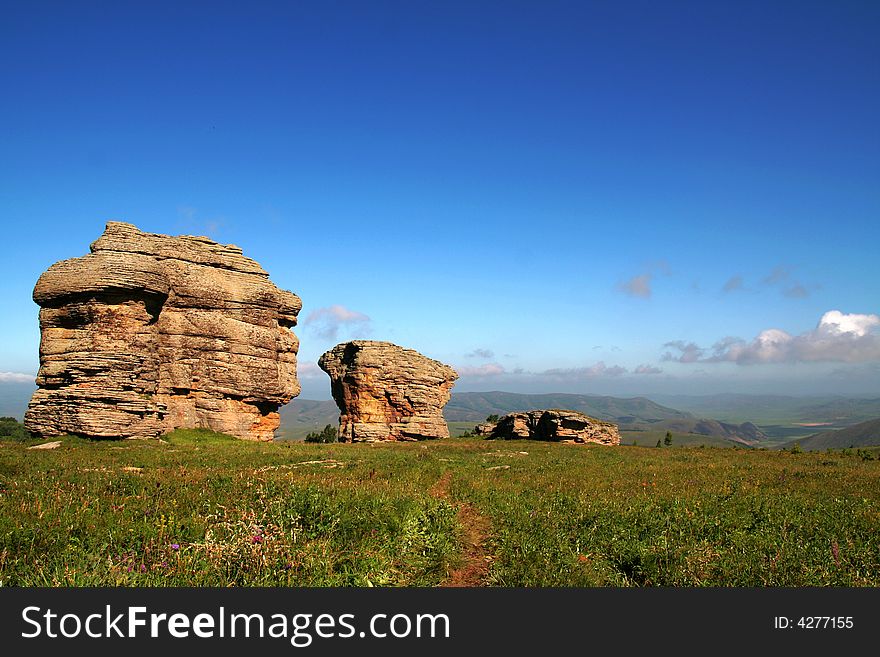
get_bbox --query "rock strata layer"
[478,409,620,445]
[24,221,301,441]
[318,341,458,442]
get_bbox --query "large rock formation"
[478,410,620,445]
[24,221,301,441]
[318,341,458,442]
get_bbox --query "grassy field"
[1,431,879,586]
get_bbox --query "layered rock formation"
[318,341,458,442]
[24,221,301,441]
[478,410,620,445]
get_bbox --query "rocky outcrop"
[480,409,620,445]
[24,221,301,441]
[318,341,457,442]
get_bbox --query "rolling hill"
[443,391,692,423]
[631,418,766,447]
[784,418,880,451]
[651,393,880,425]
[277,399,339,440]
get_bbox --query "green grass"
[2,432,879,586]
[447,421,479,437]
[620,430,736,448]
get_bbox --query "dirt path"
[430,471,492,587]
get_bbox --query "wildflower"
[170,544,180,550]
[252,535,263,544]
[140,564,147,572]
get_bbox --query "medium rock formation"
[318,341,458,442]
[479,410,620,445]
[24,221,301,441]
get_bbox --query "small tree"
[0,417,30,442]
[655,438,662,448]
[305,424,338,443]
[486,414,500,424]
[664,431,672,447]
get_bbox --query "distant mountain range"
[650,393,880,425]
[278,391,766,445]
[783,418,880,451]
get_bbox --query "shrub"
[305,424,338,443]
[0,417,30,441]
[856,449,875,461]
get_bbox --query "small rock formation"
[479,410,620,445]
[318,341,458,442]
[474,421,498,436]
[24,221,301,441]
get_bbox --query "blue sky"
[1,0,878,399]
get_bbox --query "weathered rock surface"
[318,341,458,442]
[24,221,301,441]
[27,441,62,450]
[480,409,620,445]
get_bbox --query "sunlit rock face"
[480,410,620,445]
[318,341,458,442]
[25,221,301,441]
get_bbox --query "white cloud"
[661,341,705,363]
[722,275,743,293]
[634,364,663,374]
[303,305,371,341]
[762,265,815,299]
[543,361,628,378]
[762,266,790,285]
[618,273,652,299]
[455,363,506,377]
[818,310,878,336]
[617,261,671,299]
[783,284,809,299]
[0,371,34,383]
[664,310,880,365]
[297,362,325,379]
[457,361,639,381]
[465,348,494,359]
